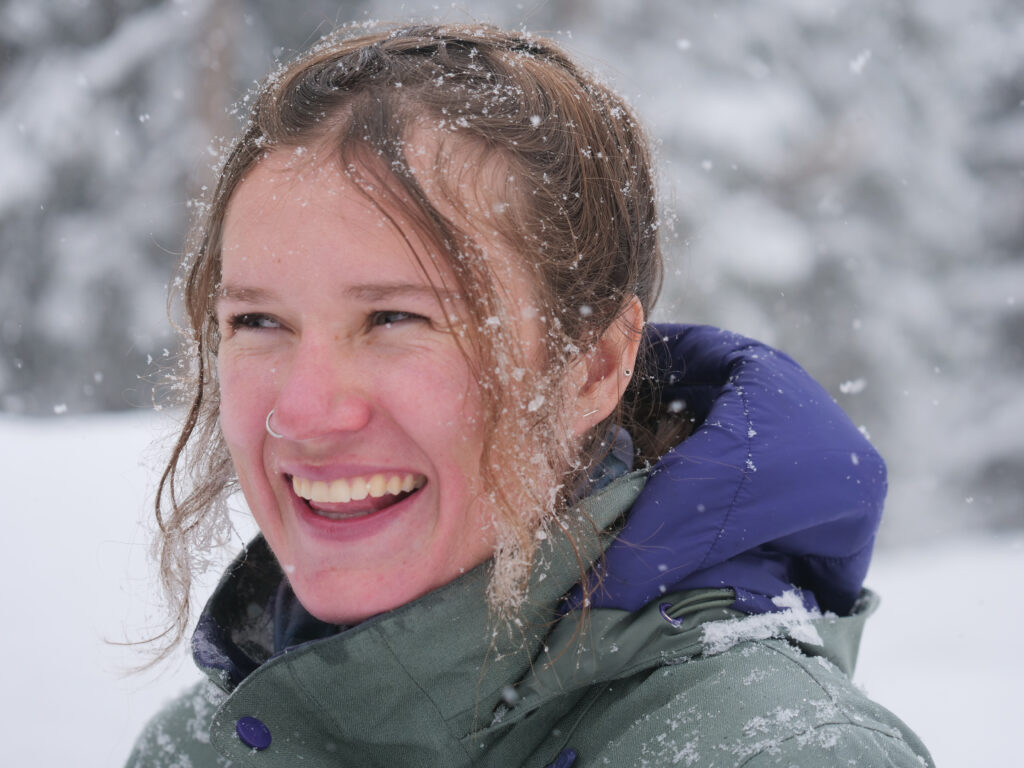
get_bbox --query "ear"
[568,295,644,440]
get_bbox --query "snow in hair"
[149,21,666,663]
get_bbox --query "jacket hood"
[581,324,887,617]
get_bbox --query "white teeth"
[328,478,351,503]
[368,474,387,498]
[292,472,425,503]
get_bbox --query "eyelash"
[370,310,425,328]
[227,313,280,331]
[224,311,426,332]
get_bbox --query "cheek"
[390,355,486,470]
[216,353,275,459]
[417,363,482,434]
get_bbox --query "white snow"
[1,410,1020,767]
[858,536,1024,768]
[0,411,253,767]
[839,378,867,395]
[701,590,824,655]
[697,194,816,286]
[849,49,873,75]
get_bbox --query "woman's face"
[215,148,538,624]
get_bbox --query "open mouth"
[290,472,427,520]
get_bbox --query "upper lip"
[276,461,425,483]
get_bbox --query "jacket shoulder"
[124,680,233,768]
[573,638,932,767]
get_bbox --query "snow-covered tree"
[1,0,1020,538]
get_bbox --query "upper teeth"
[292,473,425,503]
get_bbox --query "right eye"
[226,313,281,331]
[370,310,425,328]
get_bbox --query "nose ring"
[265,409,284,439]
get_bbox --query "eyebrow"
[217,282,460,305]
[217,285,276,305]
[345,282,459,303]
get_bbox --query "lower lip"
[290,483,425,542]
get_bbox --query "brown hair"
[151,21,678,660]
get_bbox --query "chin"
[290,571,431,626]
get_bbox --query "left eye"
[371,310,423,327]
[228,312,281,331]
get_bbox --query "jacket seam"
[281,628,474,765]
[756,638,905,738]
[698,352,757,570]
[739,640,908,766]
[736,721,915,767]
[543,684,608,764]
[801,534,876,566]
[754,639,849,710]
[376,627,477,764]
[569,641,705,688]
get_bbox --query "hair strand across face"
[145,21,684,664]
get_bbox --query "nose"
[269,337,372,441]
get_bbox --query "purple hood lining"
[582,324,886,617]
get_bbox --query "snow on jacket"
[126,325,933,767]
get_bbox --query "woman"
[129,22,933,768]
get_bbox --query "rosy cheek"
[217,354,274,451]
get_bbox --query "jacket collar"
[195,472,646,765]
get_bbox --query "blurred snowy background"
[3,0,1022,540]
[1,0,1022,765]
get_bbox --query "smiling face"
[215,148,521,624]
[151,25,661,658]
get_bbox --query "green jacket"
[127,471,932,767]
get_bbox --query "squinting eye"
[228,313,281,331]
[371,310,423,327]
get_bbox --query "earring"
[623,369,632,377]
[266,409,284,439]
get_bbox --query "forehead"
[220,136,533,301]
[219,149,428,299]
[225,147,376,232]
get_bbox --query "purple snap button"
[236,716,272,750]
